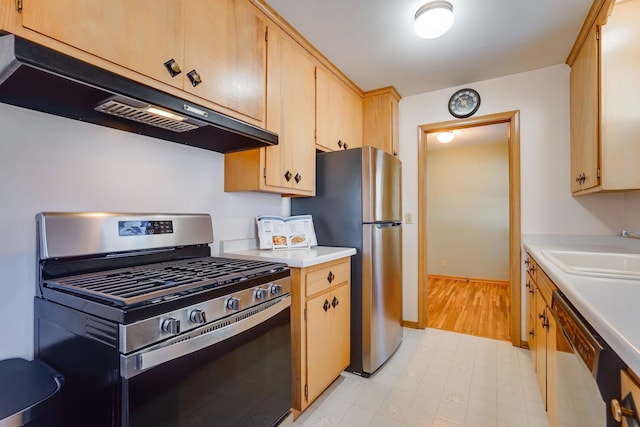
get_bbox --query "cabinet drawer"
[525,253,538,283]
[306,260,350,297]
[536,268,556,304]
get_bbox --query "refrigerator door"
[362,147,402,223]
[362,221,403,374]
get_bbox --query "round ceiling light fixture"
[436,131,455,143]
[414,1,455,39]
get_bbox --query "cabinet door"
[316,67,362,151]
[344,85,363,149]
[570,24,600,192]
[184,0,266,122]
[306,291,333,402]
[21,0,184,88]
[330,282,351,375]
[546,311,558,427]
[264,27,315,193]
[526,277,537,367]
[600,0,640,190]
[535,293,548,407]
[391,96,399,157]
[363,92,399,157]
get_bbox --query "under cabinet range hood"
[0,34,277,153]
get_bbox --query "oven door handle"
[120,295,290,379]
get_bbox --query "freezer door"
[362,147,402,223]
[362,222,403,374]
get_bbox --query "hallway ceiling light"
[414,1,455,39]
[436,131,455,143]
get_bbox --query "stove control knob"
[189,309,207,324]
[254,288,267,301]
[161,318,180,334]
[226,297,240,311]
[269,284,282,296]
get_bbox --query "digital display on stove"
[118,220,174,236]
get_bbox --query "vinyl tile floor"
[294,328,550,427]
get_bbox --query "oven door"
[120,296,291,427]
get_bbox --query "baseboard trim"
[427,274,510,286]
[402,320,419,329]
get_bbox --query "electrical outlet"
[405,213,413,224]
[441,259,447,267]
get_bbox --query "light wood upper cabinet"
[18,0,267,123]
[570,24,600,193]
[363,87,401,157]
[316,66,362,152]
[184,0,266,121]
[569,0,640,194]
[224,25,315,196]
[20,0,184,89]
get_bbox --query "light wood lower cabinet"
[525,252,561,427]
[291,258,351,416]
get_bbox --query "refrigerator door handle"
[373,222,402,228]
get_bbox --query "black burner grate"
[43,257,286,307]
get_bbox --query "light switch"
[405,213,413,224]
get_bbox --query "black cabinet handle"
[164,58,182,77]
[337,140,343,148]
[529,329,535,337]
[327,271,335,283]
[284,170,292,182]
[187,70,202,87]
[343,142,348,149]
[331,296,339,308]
[323,299,330,312]
[575,172,586,185]
[294,173,302,184]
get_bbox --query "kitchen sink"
[541,250,640,280]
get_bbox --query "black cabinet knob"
[187,69,202,87]
[323,299,330,312]
[331,296,339,308]
[164,58,182,77]
[327,271,335,283]
[294,173,302,184]
[337,140,343,148]
[284,170,292,182]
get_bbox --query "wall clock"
[448,88,481,118]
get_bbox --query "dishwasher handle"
[551,290,603,378]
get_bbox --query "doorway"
[416,111,522,347]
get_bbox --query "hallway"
[426,276,511,342]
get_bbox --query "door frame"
[417,111,522,347]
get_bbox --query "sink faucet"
[621,230,640,239]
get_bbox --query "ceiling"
[263,0,593,97]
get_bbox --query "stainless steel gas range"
[34,212,292,427]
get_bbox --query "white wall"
[624,191,640,231]
[0,103,285,360]
[427,142,510,281]
[400,64,626,324]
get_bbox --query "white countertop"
[220,239,356,268]
[523,234,640,375]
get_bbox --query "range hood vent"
[0,34,278,153]
[94,98,200,133]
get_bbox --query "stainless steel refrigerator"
[292,146,403,376]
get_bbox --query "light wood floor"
[426,275,511,342]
